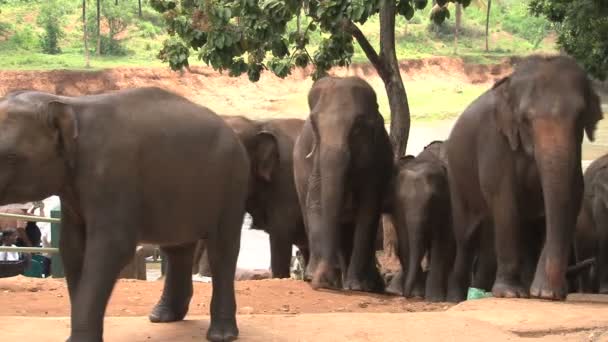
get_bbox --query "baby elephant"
[0,88,249,342]
[387,141,453,301]
[575,153,608,293]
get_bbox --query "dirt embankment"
[0,56,513,119]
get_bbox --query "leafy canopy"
[151,0,471,82]
[530,0,608,80]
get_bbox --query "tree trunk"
[348,0,411,262]
[379,0,410,160]
[96,0,101,55]
[455,3,461,54]
[381,215,398,259]
[138,0,142,17]
[83,0,90,68]
[485,0,492,51]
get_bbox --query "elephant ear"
[47,101,79,168]
[584,88,603,142]
[253,131,279,182]
[492,76,530,153]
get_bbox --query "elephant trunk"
[316,145,350,278]
[533,118,583,295]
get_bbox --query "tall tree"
[138,0,142,17]
[485,0,491,51]
[83,0,90,67]
[96,0,101,55]
[454,3,461,53]
[530,0,608,80]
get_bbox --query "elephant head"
[0,90,77,204]
[491,55,603,297]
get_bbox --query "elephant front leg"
[344,186,384,293]
[68,226,136,341]
[59,212,86,303]
[149,243,196,323]
[490,187,529,298]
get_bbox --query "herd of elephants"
[0,54,606,341]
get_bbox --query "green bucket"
[466,287,493,300]
[24,254,45,278]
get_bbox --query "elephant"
[293,76,393,293]
[575,153,608,293]
[222,116,308,278]
[386,140,454,301]
[445,55,603,302]
[0,87,249,341]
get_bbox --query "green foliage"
[9,24,37,50]
[87,0,136,55]
[530,0,608,80]
[37,0,69,54]
[151,0,472,81]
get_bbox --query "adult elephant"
[446,55,603,302]
[575,153,608,293]
[387,141,453,301]
[0,88,249,341]
[293,76,393,292]
[222,115,308,278]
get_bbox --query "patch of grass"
[376,80,487,122]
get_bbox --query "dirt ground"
[2,275,608,341]
[0,276,449,317]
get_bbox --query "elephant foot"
[599,285,608,295]
[530,276,567,300]
[492,280,529,298]
[311,261,342,290]
[385,271,404,296]
[149,298,190,323]
[207,317,239,342]
[425,289,446,302]
[344,267,385,293]
[446,286,467,303]
[66,332,102,342]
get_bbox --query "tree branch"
[346,21,388,80]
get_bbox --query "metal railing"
[0,208,64,277]
[0,212,61,253]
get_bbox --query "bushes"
[37,0,69,54]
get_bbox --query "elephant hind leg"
[149,242,196,323]
[206,204,244,342]
[447,196,481,302]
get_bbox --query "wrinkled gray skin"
[293,76,393,292]
[575,153,608,294]
[222,115,308,278]
[386,141,454,301]
[446,55,603,302]
[0,88,249,342]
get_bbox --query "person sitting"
[0,229,21,261]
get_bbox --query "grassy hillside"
[0,0,555,71]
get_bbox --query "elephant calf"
[387,141,453,301]
[575,153,608,293]
[0,88,249,341]
[293,76,393,292]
